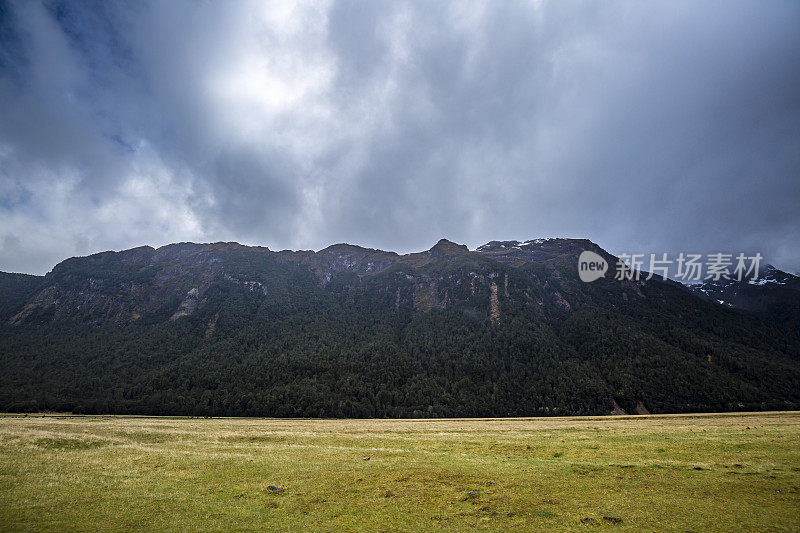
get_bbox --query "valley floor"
[0,412,798,531]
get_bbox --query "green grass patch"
[33,437,109,451]
[0,412,798,531]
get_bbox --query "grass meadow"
[0,412,798,531]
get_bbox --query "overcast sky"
[0,0,798,275]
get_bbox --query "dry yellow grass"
[1,412,799,531]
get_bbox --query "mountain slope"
[686,265,800,329]
[0,272,44,319]
[0,239,798,417]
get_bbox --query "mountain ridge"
[1,237,798,417]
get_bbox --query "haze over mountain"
[1,238,798,417]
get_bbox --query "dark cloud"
[0,0,798,275]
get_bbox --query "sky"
[0,0,798,276]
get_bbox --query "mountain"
[1,238,798,417]
[686,265,800,330]
[0,272,44,319]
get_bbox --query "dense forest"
[1,239,798,417]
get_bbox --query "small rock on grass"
[267,485,282,492]
[602,516,623,524]
[462,489,480,501]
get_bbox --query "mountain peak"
[429,239,469,256]
[474,238,609,266]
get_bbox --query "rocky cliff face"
[2,238,580,327]
[4,238,797,329]
[8,243,229,326]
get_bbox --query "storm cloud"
[1,0,798,275]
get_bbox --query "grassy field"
[0,412,798,531]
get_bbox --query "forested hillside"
[1,239,798,417]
